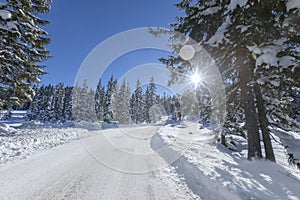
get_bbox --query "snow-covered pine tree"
[72,81,90,122]
[95,79,105,122]
[126,82,132,123]
[252,2,300,131]
[43,85,55,122]
[133,79,145,124]
[28,84,73,122]
[33,84,53,122]
[53,83,65,122]
[179,90,199,121]
[160,92,171,116]
[129,93,136,123]
[72,83,80,121]
[152,0,300,162]
[148,104,162,123]
[112,79,131,124]
[87,89,97,122]
[103,75,117,123]
[144,77,158,123]
[63,86,73,121]
[144,87,151,123]
[169,95,181,121]
[27,85,40,120]
[0,0,51,108]
[78,80,89,122]
[111,81,119,123]
[197,86,212,125]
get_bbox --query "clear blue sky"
[41,0,182,87]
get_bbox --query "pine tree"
[112,79,131,124]
[87,89,97,122]
[27,84,74,122]
[41,84,55,122]
[53,83,65,122]
[129,93,136,123]
[160,92,172,116]
[27,85,40,120]
[63,86,73,121]
[151,0,300,161]
[72,81,90,122]
[133,80,145,123]
[95,79,105,122]
[144,77,158,123]
[180,90,199,120]
[104,76,117,123]
[0,0,51,108]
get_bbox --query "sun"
[191,72,202,86]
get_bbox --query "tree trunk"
[253,83,276,162]
[237,48,262,160]
[249,55,276,162]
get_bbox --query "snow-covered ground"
[0,111,92,164]
[0,126,199,200]
[158,121,300,200]
[0,127,88,164]
[1,111,299,199]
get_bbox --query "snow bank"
[75,121,101,130]
[151,131,241,200]
[271,127,300,167]
[0,124,16,134]
[101,122,119,129]
[156,121,300,200]
[0,128,89,164]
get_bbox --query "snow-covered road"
[0,126,198,200]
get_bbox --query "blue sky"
[41,0,182,87]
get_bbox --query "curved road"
[0,126,198,200]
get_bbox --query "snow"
[247,45,262,55]
[256,53,276,66]
[0,126,198,199]
[0,21,18,32]
[237,25,251,33]
[287,0,300,11]
[248,42,293,70]
[228,0,248,11]
[0,127,88,164]
[270,80,280,87]
[279,56,296,69]
[158,121,300,199]
[256,53,278,67]
[271,127,300,162]
[1,111,299,199]
[0,10,11,20]
[0,111,92,164]
[75,121,101,130]
[202,6,221,15]
[0,123,15,133]
[207,16,231,46]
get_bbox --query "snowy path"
[0,126,198,200]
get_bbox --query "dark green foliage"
[152,0,300,161]
[0,0,51,107]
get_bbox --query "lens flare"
[191,72,201,87]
